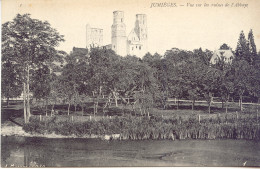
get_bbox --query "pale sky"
[2,0,260,55]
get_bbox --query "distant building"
[86,24,103,49]
[70,47,89,63]
[86,11,148,58]
[103,44,112,50]
[126,13,148,57]
[210,49,234,64]
[111,11,148,57]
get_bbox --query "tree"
[88,48,119,115]
[143,52,164,107]
[220,43,230,50]
[235,31,251,63]
[231,60,255,111]
[253,52,260,103]
[201,67,222,113]
[163,48,194,109]
[233,30,259,108]
[248,29,257,64]
[213,56,234,113]
[134,61,159,116]
[166,62,185,110]
[193,48,212,65]
[31,65,51,103]
[184,60,204,112]
[58,63,80,115]
[2,14,64,123]
[73,61,91,115]
[1,61,22,106]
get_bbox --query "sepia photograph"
[1,0,260,167]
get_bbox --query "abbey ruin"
[86,11,148,58]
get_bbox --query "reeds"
[23,114,260,140]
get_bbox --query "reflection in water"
[1,136,260,167]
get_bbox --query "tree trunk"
[74,104,77,113]
[67,102,70,116]
[95,101,98,116]
[45,99,48,116]
[51,104,55,116]
[23,82,27,123]
[225,101,228,113]
[177,98,179,110]
[113,91,118,107]
[81,105,84,116]
[93,96,95,117]
[26,66,30,122]
[192,100,195,112]
[42,99,45,108]
[225,94,229,114]
[93,103,96,117]
[208,103,211,114]
[7,97,9,107]
[240,95,243,111]
[108,95,111,108]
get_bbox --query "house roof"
[210,49,234,64]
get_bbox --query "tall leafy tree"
[201,66,222,113]
[231,60,255,111]
[88,48,119,115]
[58,63,79,115]
[164,48,194,108]
[212,55,234,113]
[2,14,64,123]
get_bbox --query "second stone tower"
[111,11,127,56]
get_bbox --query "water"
[1,136,260,167]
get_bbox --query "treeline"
[2,14,260,123]
[32,30,259,116]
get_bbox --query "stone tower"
[86,24,103,49]
[111,11,127,56]
[135,14,147,41]
[134,14,147,54]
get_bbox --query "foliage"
[1,61,22,104]
[235,31,251,63]
[248,29,257,63]
[219,43,231,50]
[30,65,52,100]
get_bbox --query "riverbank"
[1,122,118,140]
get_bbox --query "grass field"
[2,99,259,120]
